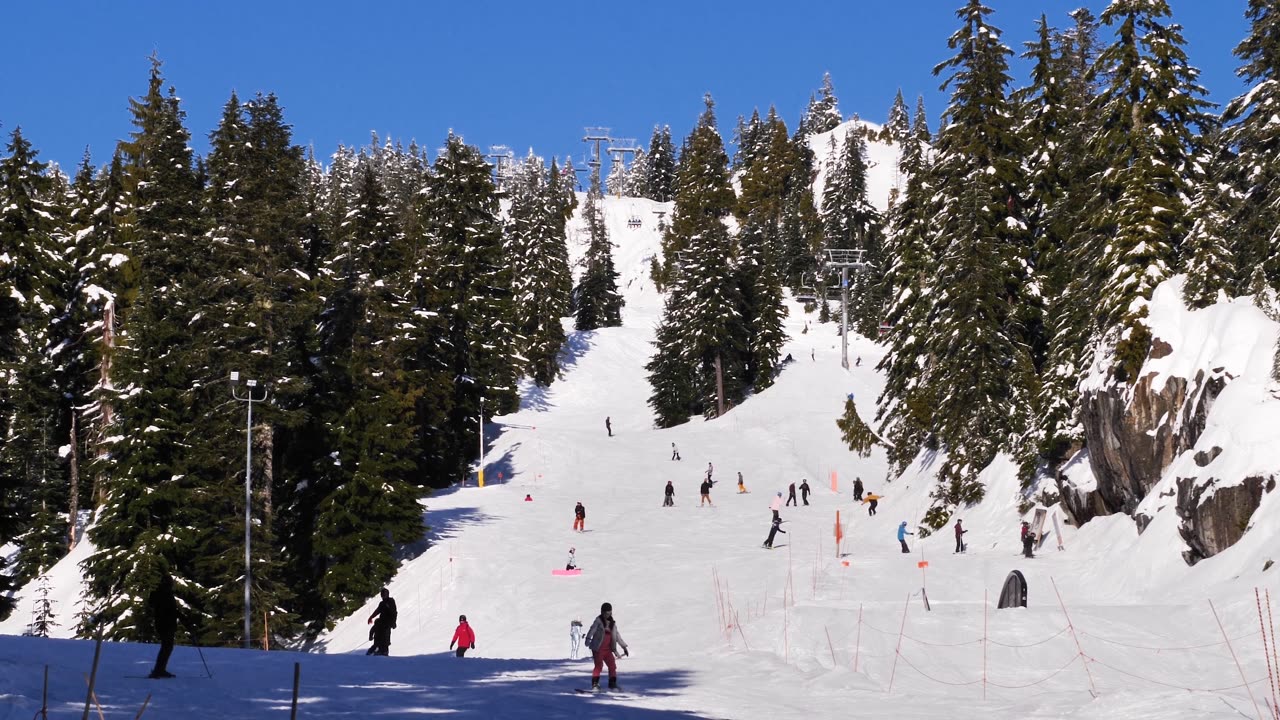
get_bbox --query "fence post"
[887,593,910,693]
[983,590,988,700]
[1212,598,1265,720]
[854,603,863,673]
[1051,577,1097,697]
[290,662,301,720]
[1256,588,1279,717]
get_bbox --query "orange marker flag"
[917,561,929,569]
[830,470,838,492]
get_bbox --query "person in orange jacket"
[450,615,476,657]
[862,492,883,516]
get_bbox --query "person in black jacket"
[853,477,864,502]
[367,588,397,656]
[148,573,179,678]
[786,482,797,507]
[663,481,675,507]
[799,479,811,506]
[699,478,713,506]
[763,516,787,549]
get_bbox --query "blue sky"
[0,1,1252,174]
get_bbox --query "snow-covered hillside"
[3,187,1279,719]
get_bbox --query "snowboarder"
[566,547,578,570]
[770,491,783,521]
[954,520,968,553]
[585,602,629,691]
[853,477,864,502]
[800,479,811,506]
[855,356,861,367]
[366,588,397,656]
[663,481,675,507]
[1021,521,1035,558]
[671,442,681,461]
[524,494,533,502]
[862,492,882,516]
[786,482,797,507]
[574,502,586,532]
[449,615,476,657]
[700,478,713,506]
[147,572,179,678]
[605,416,612,437]
[898,521,913,554]
[763,516,787,549]
[737,472,747,494]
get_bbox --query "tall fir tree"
[645,126,677,202]
[575,166,624,331]
[1087,0,1214,381]
[882,89,911,144]
[799,73,843,136]
[507,154,571,385]
[1181,130,1237,309]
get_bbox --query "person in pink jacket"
[449,615,476,657]
[769,491,783,521]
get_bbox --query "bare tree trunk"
[714,353,726,418]
[93,300,116,507]
[68,411,79,549]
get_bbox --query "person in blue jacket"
[897,521,914,554]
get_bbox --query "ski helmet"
[601,602,613,614]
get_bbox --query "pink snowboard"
[552,569,582,576]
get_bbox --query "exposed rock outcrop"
[1177,475,1274,565]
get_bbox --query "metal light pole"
[230,371,267,649]
[478,396,486,487]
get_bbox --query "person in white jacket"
[585,602,629,691]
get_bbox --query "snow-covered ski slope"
[3,129,1280,719]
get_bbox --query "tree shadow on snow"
[277,654,709,719]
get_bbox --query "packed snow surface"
[3,192,1279,719]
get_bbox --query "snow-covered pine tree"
[0,127,67,593]
[918,0,1033,507]
[84,56,209,641]
[575,166,624,331]
[883,89,910,145]
[799,73,842,136]
[836,395,878,457]
[606,153,628,197]
[625,148,649,199]
[1087,0,1215,381]
[1222,0,1280,292]
[1182,130,1237,309]
[507,153,571,386]
[306,158,424,628]
[645,126,678,202]
[732,108,765,171]
[648,95,744,421]
[876,98,938,472]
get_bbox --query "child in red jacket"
[450,615,476,657]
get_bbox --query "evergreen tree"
[645,126,677,202]
[836,396,878,457]
[1222,0,1280,291]
[916,0,1032,505]
[575,167,624,330]
[799,73,843,136]
[507,154,571,385]
[83,56,210,641]
[648,95,744,422]
[883,89,911,144]
[819,127,884,337]
[1088,0,1214,381]
[624,148,649,198]
[1182,131,1237,309]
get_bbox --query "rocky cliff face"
[1058,335,1271,565]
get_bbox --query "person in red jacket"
[450,615,476,657]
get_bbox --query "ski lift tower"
[583,127,612,179]
[606,138,638,197]
[486,145,514,192]
[825,248,869,369]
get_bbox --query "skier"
[147,572,179,678]
[800,479,811,506]
[706,462,714,483]
[769,491,783,521]
[853,477,864,502]
[663,481,675,507]
[585,602,629,691]
[763,516,787,549]
[570,620,584,659]
[1021,521,1035,558]
[605,416,612,437]
[700,478,713,506]
[671,442,681,461]
[786,482,797,507]
[449,615,476,657]
[566,547,578,571]
[366,588,397,656]
[573,502,586,532]
[855,356,861,367]
[737,472,747,494]
[954,519,968,553]
[897,521,913,554]
[862,492,882,516]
